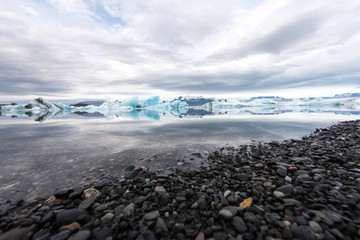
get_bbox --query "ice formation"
[1,94,360,121]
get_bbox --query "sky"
[0,0,360,101]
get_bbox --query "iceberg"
[1,94,360,122]
[0,96,189,121]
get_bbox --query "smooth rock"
[273,191,285,199]
[309,221,322,233]
[56,209,89,226]
[50,230,71,240]
[232,173,250,181]
[101,213,114,224]
[154,186,166,195]
[92,227,111,240]
[277,166,287,177]
[144,210,160,221]
[78,194,97,209]
[219,209,233,221]
[293,226,316,240]
[224,190,231,198]
[155,217,168,232]
[137,230,156,240]
[285,176,292,183]
[0,226,34,240]
[275,184,294,196]
[68,230,91,240]
[231,216,247,233]
[123,203,135,216]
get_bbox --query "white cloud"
[0,0,359,100]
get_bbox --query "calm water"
[0,112,359,201]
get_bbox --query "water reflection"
[0,110,360,202]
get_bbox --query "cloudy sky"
[0,0,360,100]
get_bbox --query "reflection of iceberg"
[1,96,189,121]
[1,98,70,122]
[1,94,360,122]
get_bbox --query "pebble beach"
[0,120,360,240]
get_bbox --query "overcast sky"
[0,0,360,100]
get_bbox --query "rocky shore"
[1,120,360,240]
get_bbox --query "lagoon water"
[1,110,360,202]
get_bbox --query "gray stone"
[231,216,247,233]
[154,186,166,194]
[219,209,233,221]
[114,205,125,216]
[0,226,34,240]
[94,203,110,212]
[275,184,294,196]
[290,157,313,164]
[232,173,250,181]
[93,227,111,240]
[309,221,322,233]
[273,191,285,199]
[55,209,89,227]
[285,176,292,183]
[78,194,97,209]
[123,203,135,216]
[293,226,316,240]
[155,217,168,232]
[68,230,91,240]
[297,174,311,181]
[221,206,238,216]
[322,210,343,226]
[144,210,160,221]
[134,194,151,204]
[50,230,71,240]
[101,213,114,224]
[329,189,346,201]
[137,230,156,240]
[277,166,287,177]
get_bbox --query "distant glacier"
[1,94,360,122]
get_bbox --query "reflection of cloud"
[0,1,360,99]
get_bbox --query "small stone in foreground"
[219,209,233,221]
[154,186,166,194]
[78,194,97,209]
[68,230,91,240]
[273,191,285,199]
[293,226,316,240]
[144,210,160,221]
[231,216,247,233]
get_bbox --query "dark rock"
[322,210,343,226]
[55,209,89,226]
[93,227,112,240]
[54,189,71,198]
[50,230,71,240]
[232,173,250,181]
[68,230,91,240]
[213,231,228,240]
[277,166,287,177]
[275,184,294,196]
[78,194,97,209]
[290,157,313,164]
[293,226,316,240]
[137,230,156,240]
[0,225,35,240]
[231,216,247,233]
[219,209,233,221]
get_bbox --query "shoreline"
[0,120,359,239]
